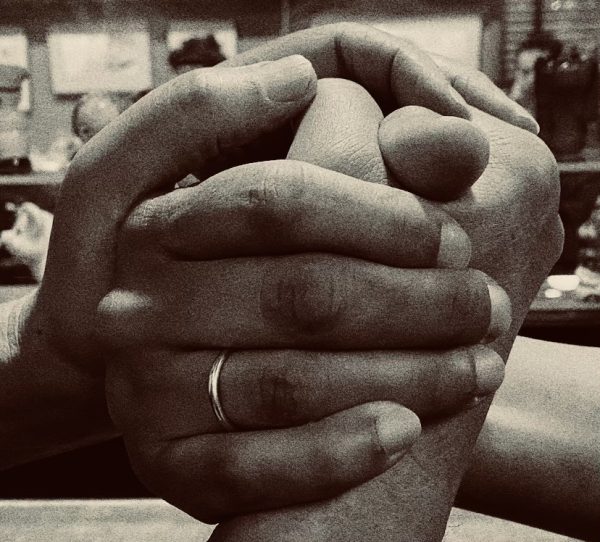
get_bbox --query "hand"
[223,22,539,133]
[208,79,561,541]
[99,65,508,522]
[2,56,320,468]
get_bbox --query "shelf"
[558,161,600,174]
[0,173,63,186]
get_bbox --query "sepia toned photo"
[48,28,152,93]
[0,1,598,542]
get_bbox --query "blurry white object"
[311,14,482,68]
[48,27,152,93]
[30,134,81,172]
[546,274,580,291]
[0,202,53,281]
[543,288,562,298]
[167,20,237,59]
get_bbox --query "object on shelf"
[547,274,580,291]
[0,64,30,174]
[575,194,600,293]
[535,47,599,159]
[0,157,30,175]
[509,31,562,116]
[29,135,80,173]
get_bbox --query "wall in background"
[0,0,281,152]
[0,0,501,154]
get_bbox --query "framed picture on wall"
[48,28,153,94]
[0,29,30,111]
[166,20,237,72]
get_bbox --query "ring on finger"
[208,349,236,432]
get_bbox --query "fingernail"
[517,114,540,135]
[437,221,472,268]
[482,282,512,343]
[510,101,539,134]
[376,409,421,461]
[258,55,316,102]
[474,347,505,396]
[448,86,472,119]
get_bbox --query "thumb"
[288,78,387,184]
[39,55,317,357]
[379,106,489,201]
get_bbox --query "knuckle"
[452,67,486,92]
[121,198,169,248]
[493,123,560,204]
[334,21,367,38]
[239,161,308,242]
[167,69,214,114]
[260,255,348,336]
[239,161,306,230]
[315,415,386,489]
[440,269,489,344]
[95,289,153,349]
[257,358,304,426]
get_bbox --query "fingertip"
[482,280,512,344]
[473,346,505,397]
[437,221,471,269]
[447,85,472,120]
[255,55,317,103]
[515,113,540,135]
[379,108,489,201]
[374,403,421,462]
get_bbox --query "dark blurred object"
[555,173,600,274]
[575,194,600,290]
[535,47,599,159]
[168,35,226,74]
[509,32,562,116]
[0,156,30,174]
[0,438,150,498]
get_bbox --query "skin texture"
[0,23,528,470]
[0,22,558,538]
[209,80,562,541]
[0,52,504,520]
[0,24,593,540]
[101,70,508,521]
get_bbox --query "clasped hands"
[24,23,562,536]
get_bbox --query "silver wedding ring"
[208,349,236,431]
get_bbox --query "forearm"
[459,336,600,538]
[0,291,115,469]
